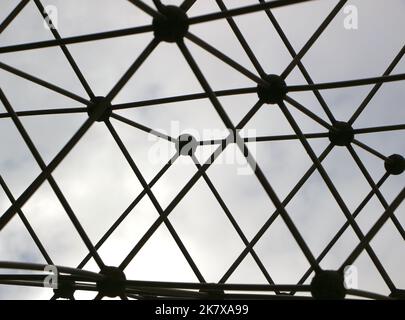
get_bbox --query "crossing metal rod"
[341,187,405,269]
[76,153,179,269]
[105,120,206,283]
[347,145,405,240]
[0,89,105,269]
[33,0,95,100]
[0,90,103,232]
[293,173,391,291]
[0,176,53,265]
[190,154,279,292]
[278,100,396,292]
[261,1,336,123]
[281,0,348,78]
[178,40,320,272]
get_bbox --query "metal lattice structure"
[0,0,404,300]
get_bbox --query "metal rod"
[0,0,29,33]
[294,173,391,291]
[349,45,405,124]
[188,0,317,25]
[281,0,347,78]
[105,120,205,282]
[278,101,396,291]
[112,87,257,111]
[107,39,159,101]
[111,113,176,143]
[215,0,266,77]
[178,40,319,272]
[0,25,154,54]
[190,155,278,290]
[77,153,178,269]
[0,89,105,269]
[341,187,405,269]
[288,74,405,92]
[284,96,332,129]
[33,0,95,99]
[0,61,90,105]
[0,107,87,119]
[347,145,405,239]
[0,176,53,265]
[261,2,336,123]
[186,32,266,86]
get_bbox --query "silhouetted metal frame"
[0,0,403,300]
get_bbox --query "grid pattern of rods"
[0,0,404,300]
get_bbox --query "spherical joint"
[176,134,197,156]
[87,96,112,122]
[310,270,346,300]
[53,281,75,300]
[96,266,126,298]
[384,154,405,176]
[257,74,287,104]
[153,6,189,43]
[328,121,354,146]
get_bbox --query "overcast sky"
[0,0,404,299]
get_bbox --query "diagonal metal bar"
[77,152,179,269]
[294,172,391,291]
[236,99,264,129]
[220,144,335,283]
[0,89,105,269]
[119,139,233,270]
[288,73,405,92]
[278,100,396,291]
[186,32,266,86]
[33,0,95,99]
[0,25,154,54]
[0,61,90,105]
[0,0,29,33]
[188,0,317,25]
[340,187,405,271]
[349,44,405,125]
[127,0,162,18]
[260,0,336,123]
[347,145,405,240]
[0,175,53,265]
[107,39,159,101]
[105,120,205,282]
[180,0,198,11]
[190,154,279,290]
[112,87,257,111]
[0,90,103,232]
[281,0,348,78]
[352,140,388,161]
[284,96,332,129]
[178,40,319,271]
[152,0,164,11]
[215,0,266,77]
[111,113,176,143]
